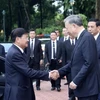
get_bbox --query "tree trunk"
[95,0,100,20]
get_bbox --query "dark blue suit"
[4,44,49,100]
[45,40,62,88]
[58,30,99,98]
[96,34,100,100]
[0,44,5,57]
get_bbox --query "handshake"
[49,70,60,80]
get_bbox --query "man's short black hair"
[88,18,100,27]
[51,31,57,35]
[29,28,35,32]
[11,28,27,42]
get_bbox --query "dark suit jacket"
[25,38,43,63]
[4,44,49,100]
[60,37,64,42]
[96,34,100,91]
[96,34,100,64]
[45,40,63,69]
[58,30,99,97]
[0,44,5,57]
[63,39,75,65]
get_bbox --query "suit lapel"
[56,41,59,57]
[96,34,100,45]
[71,30,86,60]
[49,41,51,59]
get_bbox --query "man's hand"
[69,81,77,90]
[49,70,60,80]
[40,60,44,66]
[58,59,62,63]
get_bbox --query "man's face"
[50,32,57,40]
[17,34,29,49]
[55,30,60,37]
[29,31,36,39]
[87,22,98,35]
[62,28,68,36]
[65,23,76,37]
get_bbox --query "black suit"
[58,30,99,99]
[63,39,75,100]
[63,39,75,65]
[4,44,49,100]
[45,40,62,88]
[0,44,5,57]
[25,38,43,88]
[60,37,64,42]
[95,34,100,100]
[0,56,5,99]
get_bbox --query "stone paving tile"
[34,79,69,100]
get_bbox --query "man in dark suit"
[4,28,55,100]
[87,18,100,100]
[25,29,43,90]
[60,27,69,42]
[51,15,99,100]
[63,35,76,100]
[55,30,61,41]
[45,31,63,92]
[0,44,5,57]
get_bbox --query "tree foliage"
[0,0,99,42]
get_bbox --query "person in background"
[55,30,61,41]
[4,28,56,100]
[25,29,43,90]
[0,44,5,57]
[60,28,69,42]
[45,31,63,92]
[63,34,76,100]
[51,15,99,100]
[87,18,100,100]
[60,27,69,83]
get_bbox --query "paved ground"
[33,79,69,100]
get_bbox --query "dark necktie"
[72,39,74,45]
[30,39,34,57]
[53,42,56,59]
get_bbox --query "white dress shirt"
[51,40,57,59]
[94,33,100,40]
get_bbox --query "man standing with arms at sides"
[87,18,100,100]
[25,29,43,90]
[51,15,99,100]
[45,31,62,92]
[4,28,55,100]
[63,34,76,100]
[60,27,69,42]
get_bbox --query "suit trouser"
[29,57,40,88]
[78,94,98,100]
[67,73,75,100]
[50,59,61,88]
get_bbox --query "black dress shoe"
[57,87,61,92]
[36,87,41,90]
[51,87,55,90]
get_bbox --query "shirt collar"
[14,44,24,53]
[77,28,85,40]
[51,40,57,43]
[30,38,35,41]
[94,33,100,40]
[64,36,69,40]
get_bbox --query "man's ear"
[16,37,20,43]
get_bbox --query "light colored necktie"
[30,39,34,57]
